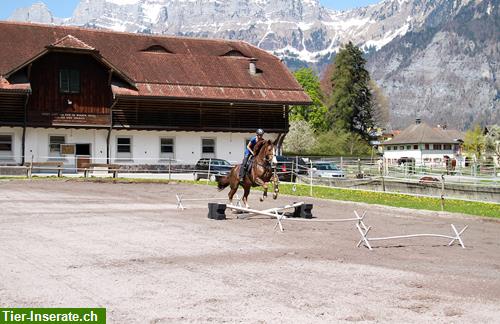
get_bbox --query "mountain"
[8,2,58,24]
[6,0,500,130]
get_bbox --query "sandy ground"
[0,179,499,323]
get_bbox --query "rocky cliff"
[7,0,499,130]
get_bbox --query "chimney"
[249,58,257,75]
[415,118,421,125]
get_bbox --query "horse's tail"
[217,175,230,191]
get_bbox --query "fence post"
[340,156,343,173]
[379,163,386,192]
[207,158,212,183]
[168,159,172,181]
[440,174,445,211]
[310,160,313,197]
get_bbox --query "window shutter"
[59,70,70,93]
[70,70,80,93]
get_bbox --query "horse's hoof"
[259,198,264,202]
[273,194,278,200]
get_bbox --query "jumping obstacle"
[356,221,468,250]
[224,202,367,232]
[176,193,241,210]
[225,202,307,232]
[272,210,367,232]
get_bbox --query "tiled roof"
[382,122,464,145]
[0,21,311,104]
[49,35,96,51]
[0,76,30,93]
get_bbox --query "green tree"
[327,42,374,138]
[312,129,372,156]
[283,120,316,155]
[463,125,486,160]
[369,79,390,128]
[292,68,328,132]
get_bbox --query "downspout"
[107,97,118,164]
[21,92,30,165]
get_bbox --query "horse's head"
[256,140,277,165]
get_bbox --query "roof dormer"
[142,45,172,54]
[222,50,248,58]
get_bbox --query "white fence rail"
[0,155,498,204]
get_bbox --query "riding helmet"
[256,129,264,135]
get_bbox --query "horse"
[216,139,278,208]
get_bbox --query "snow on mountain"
[6,0,499,129]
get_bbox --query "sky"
[0,0,381,20]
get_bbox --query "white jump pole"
[233,202,306,220]
[226,204,287,232]
[176,193,241,210]
[356,223,469,251]
[273,210,367,231]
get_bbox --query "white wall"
[384,148,460,166]
[110,130,277,164]
[0,126,23,164]
[19,128,280,165]
[24,128,108,164]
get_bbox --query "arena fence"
[0,155,498,204]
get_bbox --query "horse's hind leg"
[228,185,238,205]
[243,185,251,208]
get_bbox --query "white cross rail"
[356,222,469,251]
[272,210,368,232]
[226,203,304,232]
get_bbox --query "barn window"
[201,138,216,158]
[0,135,12,158]
[49,135,65,157]
[116,137,132,160]
[59,69,80,94]
[433,144,442,150]
[160,137,175,160]
[413,145,418,150]
[443,144,452,150]
[386,146,391,151]
[0,135,12,152]
[425,144,430,150]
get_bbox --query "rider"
[239,129,264,181]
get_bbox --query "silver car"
[310,162,345,178]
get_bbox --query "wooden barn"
[0,21,310,167]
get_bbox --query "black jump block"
[208,203,227,220]
[291,203,313,219]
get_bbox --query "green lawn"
[276,183,499,218]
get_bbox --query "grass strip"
[277,183,499,219]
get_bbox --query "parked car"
[309,161,345,178]
[275,156,308,182]
[194,158,233,181]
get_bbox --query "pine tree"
[327,42,374,139]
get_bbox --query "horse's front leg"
[272,175,279,200]
[254,177,268,202]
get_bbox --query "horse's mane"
[253,139,271,157]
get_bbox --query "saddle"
[243,156,254,176]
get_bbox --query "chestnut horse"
[216,139,278,208]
